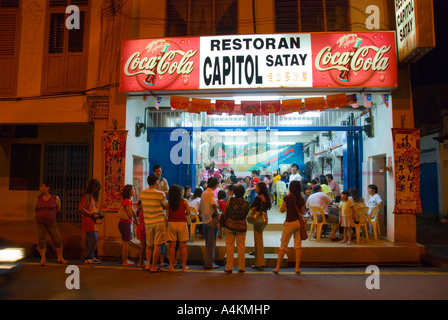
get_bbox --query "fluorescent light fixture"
[214,120,246,126]
[274,131,301,136]
[285,111,321,118]
[221,131,248,136]
[268,142,296,145]
[280,120,313,125]
[225,142,249,145]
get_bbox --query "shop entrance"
[147,122,363,196]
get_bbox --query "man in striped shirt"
[140,174,168,272]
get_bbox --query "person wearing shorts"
[140,174,168,273]
[167,184,191,271]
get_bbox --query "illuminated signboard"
[394,0,435,64]
[120,32,397,93]
[395,0,417,62]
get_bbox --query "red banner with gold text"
[392,128,422,214]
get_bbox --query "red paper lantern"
[261,100,281,114]
[215,100,235,113]
[240,101,260,114]
[170,96,190,110]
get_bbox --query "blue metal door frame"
[147,126,363,193]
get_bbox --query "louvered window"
[68,11,85,52]
[0,15,15,55]
[275,0,349,33]
[0,0,19,8]
[43,0,89,93]
[49,13,65,53]
[0,2,19,95]
[166,0,238,37]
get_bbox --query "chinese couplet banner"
[392,128,422,214]
[102,130,128,211]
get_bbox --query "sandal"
[150,268,164,273]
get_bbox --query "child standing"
[78,179,102,265]
[339,191,355,245]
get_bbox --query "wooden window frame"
[0,2,21,96]
[42,0,90,94]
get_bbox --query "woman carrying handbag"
[249,182,271,270]
[273,180,306,274]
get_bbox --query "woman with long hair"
[35,182,68,266]
[78,178,101,266]
[273,180,305,274]
[119,184,138,266]
[348,187,367,223]
[167,184,191,271]
[250,182,271,270]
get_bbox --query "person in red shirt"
[78,179,101,266]
[167,184,191,271]
[119,185,138,266]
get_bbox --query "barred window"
[275,0,349,33]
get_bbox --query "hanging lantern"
[240,101,261,114]
[170,96,190,110]
[191,98,211,113]
[261,100,281,114]
[304,97,326,111]
[281,99,301,114]
[215,100,235,113]
[326,93,347,109]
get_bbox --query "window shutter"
[0,0,20,8]
[68,11,85,52]
[49,13,65,53]
[275,0,299,33]
[300,0,324,32]
[0,14,15,56]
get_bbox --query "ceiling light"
[279,120,313,125]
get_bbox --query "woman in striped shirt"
[35,182,68,266]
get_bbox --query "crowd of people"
[33,163,383,274]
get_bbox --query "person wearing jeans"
[200,177,220,269]
[78,179,101,266]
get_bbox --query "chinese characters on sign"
[102,131,128,211]
[392,128,422,214]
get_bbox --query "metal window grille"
[43,144,89,223]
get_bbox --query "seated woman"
[348,187,367,223]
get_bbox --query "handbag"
[292,196,308,240]
[117,205,131,220]
[247,209,267,225]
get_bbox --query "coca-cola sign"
[120,32,397,92]
[311,33,397,88]
[121,38,200,92]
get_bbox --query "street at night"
[2,262,448,301]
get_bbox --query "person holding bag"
[273,180,306,275]
[223,184,250,273]
[118,184,138,266]
[249,182,271,270]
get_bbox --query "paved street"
[1,261,448,301]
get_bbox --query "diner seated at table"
[305,184,340,241]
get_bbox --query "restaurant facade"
[0,0,424,261]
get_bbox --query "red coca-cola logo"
[313,33,396,87]
[122,38,199,91]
